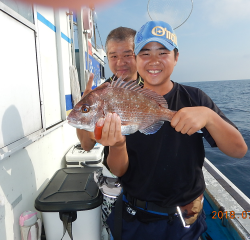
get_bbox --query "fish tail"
[162,109,176,122]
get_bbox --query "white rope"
[69,65,81,106]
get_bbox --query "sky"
[93,0,250,83]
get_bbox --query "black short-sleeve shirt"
[120,81,237,207]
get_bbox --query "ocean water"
[183,79,250,198]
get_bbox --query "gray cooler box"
[35,167,103,240]
[66,143,104,168]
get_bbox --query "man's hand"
[171,106,247,158]
[95,113,126,147]
[81,73,94,99]
[171,107,210,135]
[95,113,128,177]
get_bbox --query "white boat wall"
[0,2,105,239]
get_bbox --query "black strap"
[59,212,77,240]
[113,193,178,240]
[61,213,73,240]
[125,192,177,215]
[113,193,123,240]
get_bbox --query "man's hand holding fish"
[171,106,211,136]
[95,113,125,147]
[95,113,129,176]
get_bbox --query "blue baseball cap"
[134,21,178,55]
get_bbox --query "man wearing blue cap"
[96,21,247,240]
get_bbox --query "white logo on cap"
[151,26,177,46]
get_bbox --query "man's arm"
[77,129,96,151]
[76,73,97,151]
[171,106,248,158]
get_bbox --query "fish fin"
[112,77,168,108]
[94,82,110,90]
[139,121,164,135]
[112,77,142,91]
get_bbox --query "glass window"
[0,0,33,23]
[0,9,41,150]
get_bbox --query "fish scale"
[67,77,176,135]
[103,90,159,125]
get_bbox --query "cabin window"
[0,0,34,23]
[36,8,63,127]
[0,4,42,155]
[100,65,105,79]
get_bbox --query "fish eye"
[81,104,90,113]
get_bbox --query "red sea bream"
[67,78,176,135]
